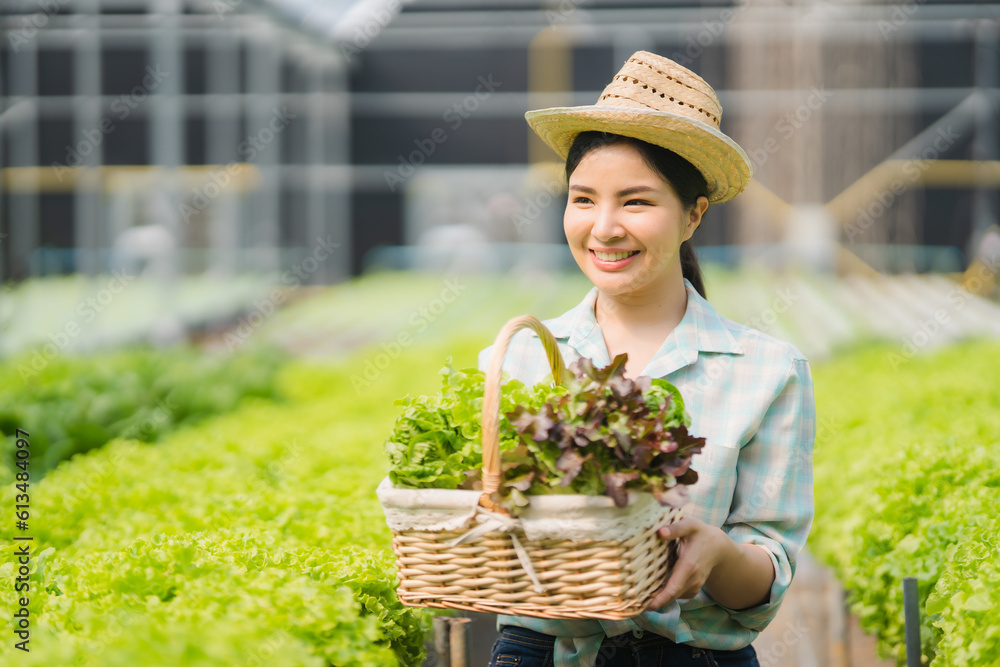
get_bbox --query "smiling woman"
[563,134,711,378]
[479,51,816,667]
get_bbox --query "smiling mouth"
[592,250,639,262]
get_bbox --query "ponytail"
[680,241,706,299]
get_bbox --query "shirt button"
[632,629,644,639]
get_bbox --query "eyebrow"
[568,185,658,197]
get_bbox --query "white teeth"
[594,250,637,262]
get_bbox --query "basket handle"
[481,315,568,503]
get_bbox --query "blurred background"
[1,0,999,360]
[1,2,1000,667]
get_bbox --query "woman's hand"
[644,518,730,610]
[644,517,775,612]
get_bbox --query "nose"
[590,203,626,242]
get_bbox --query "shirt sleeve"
[713,355,816,630]
[477,344,493,373]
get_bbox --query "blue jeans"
[489,626,761,667]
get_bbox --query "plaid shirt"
[477,280,815,667]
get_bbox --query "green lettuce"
[384,354,705,512]
[384,360,550,490]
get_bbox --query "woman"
[480,52,815,667]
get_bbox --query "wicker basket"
[377,315,683,620]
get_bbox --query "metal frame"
[1,0,997,280]
[0,0,349,282]
[353,1,998,274]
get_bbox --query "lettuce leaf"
[384,354,706,513]
[501,353,705,510]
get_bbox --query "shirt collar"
[544,279,743,377]
[683,279,745,356]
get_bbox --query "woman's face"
[564,142,707,300]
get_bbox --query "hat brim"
[525,106,753,204]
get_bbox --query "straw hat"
[525,51,752,204]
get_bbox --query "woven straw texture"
[391,506,682,619]
[524,50,752,204]
[379,315,684,619]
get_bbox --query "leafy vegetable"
[0,353,439,667]
[0,345,288,477]
[384,353,705,512]
[808,341,1000,666]
[503,354,704,509]
[384,360,551,490]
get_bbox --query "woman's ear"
[683,196,710,241]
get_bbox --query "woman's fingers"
[678,582,703,600]
[647,519,714,610]
[646,568,706,610]
[645,584,674,611]
[658,517,697,540]
[646,558,699,610]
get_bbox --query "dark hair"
[564,131,709,299]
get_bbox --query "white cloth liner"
[376,476,679,543]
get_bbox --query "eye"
[625,199,651,206]
[572,196,593,205]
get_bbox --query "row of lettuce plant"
[0,339,493,666]
[3,318,997,665]
[809,341,1000,666]
[0,345,287,477]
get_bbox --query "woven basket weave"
[377,315,683,619]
